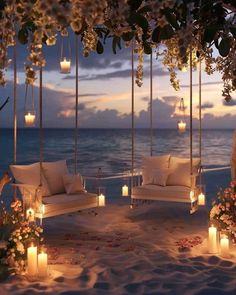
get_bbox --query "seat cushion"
[166,157,200,187]
[43,192,98,217]
[142,168,169,186]
[10,163,51,197]
[42,160,68,195]
[132,184,191,203]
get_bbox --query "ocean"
[0,128,233,177]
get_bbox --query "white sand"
[2,168,236,295]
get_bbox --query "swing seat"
[10,160,99,218]
[132,155,200,204]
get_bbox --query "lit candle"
[27,243,37,276]
[39,204,45,226]
[208,225,218,254]
[220,235,229,258]
[198,192,205,206]
[122,185,129,197]
[98,194,105,207]
[26,208,35,222]
[190,190,195,202]
[60,57,71,73]
[25,112,36,127]
[38,251,48,277]
[178,120,186,133]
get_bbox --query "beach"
[1,167,235,295]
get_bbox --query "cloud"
[223,99,236,106]
[197,102,214,109]
[162,95,180,105]
[181,81,223,88]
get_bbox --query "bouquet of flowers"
[210,181,236,244]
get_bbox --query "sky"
[0,36,236,129]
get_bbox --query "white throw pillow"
[63,174,85,195]
[142,154,171,170]
[166,157,200,187]
[42,160,68,195]
[142,167,169,186]
[10,162,51,197]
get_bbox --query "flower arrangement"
[210,181,236,244]
[0,198,43,275]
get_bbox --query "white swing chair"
[130,49,203,211]
[10,35,99,219]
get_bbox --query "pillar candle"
[122,185,129,197]
[25,112,36,126]
[208,225,218,254]
[26,208,35,222]
[198,192,205,206]
[27,244,37,276]
[220,236,229,258]
[60,58,71,73]
[38,251,48,277]
[178,120,186,133]
[98,194,105,206]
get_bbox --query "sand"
[1,168,236,295]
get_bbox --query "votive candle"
[98,194,105,207]
[122,185,129,197]
[198,192,205,206]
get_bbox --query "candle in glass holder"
[178,120,186,133]
[98,194,105,207]
[220,235,229,258]
[60,58,71,73]
[122,185,129,197]
[198,192,205,206]
[25,112,36,127]
[38,251,48,277]
[190,190,195,202]
[27,243,37,276]
[26,208,35,222]
[208,225,218,254]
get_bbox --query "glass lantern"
[24,84,36,127]
[60,33,71,74]
[177,98,186,133]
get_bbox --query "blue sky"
[0,37,236,129]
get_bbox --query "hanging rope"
[190,46,193,183]
[13,41,17,165]
[150,50,153,156]
[199,58,202,171]
[75,34,79,174]
[131,41,134,188]
[39,67,43,187]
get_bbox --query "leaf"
[204,25,219,43]
[129,13,149,33]
[122,31,134,42]
[18,28,28,45]
[128,0,142,11]
[219,38,231,57]
[138,5,152,14]
[143,43,152,55]
[152,26,161,43]
[230,26,236,38]
[96,40,104,54]
[112,36,121,54]
[159,24,174,41]
[164,10,179,30]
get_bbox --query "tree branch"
[0,96,10,111]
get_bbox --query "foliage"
[0,199,43,275]
[0,0,236,97]
[210,181,236,244]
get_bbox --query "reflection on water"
[0,128,234,175]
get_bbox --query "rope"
[150,50,153,156]
[75,34,79,174]
[13,41,17,165]
[131,41,134,188]
[199,58,202,185]
[39,67,43,187]
[190,46,193,183]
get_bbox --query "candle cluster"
[27,244,48,277]
[208,225,230,258]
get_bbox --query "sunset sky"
[0,36,236,129]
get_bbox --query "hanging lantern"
[177,98,186,133]
[122,184,129,197]
[24,84,36,127]
[60,33,71,73]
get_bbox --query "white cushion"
[10,163,51,197]
[42,160,68,195]
[63,174,85,195]
[142,168,169,186]
[132,184,191,203]
[142,154,170,171]
[43,192,98,217]
[166,157,200,187]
